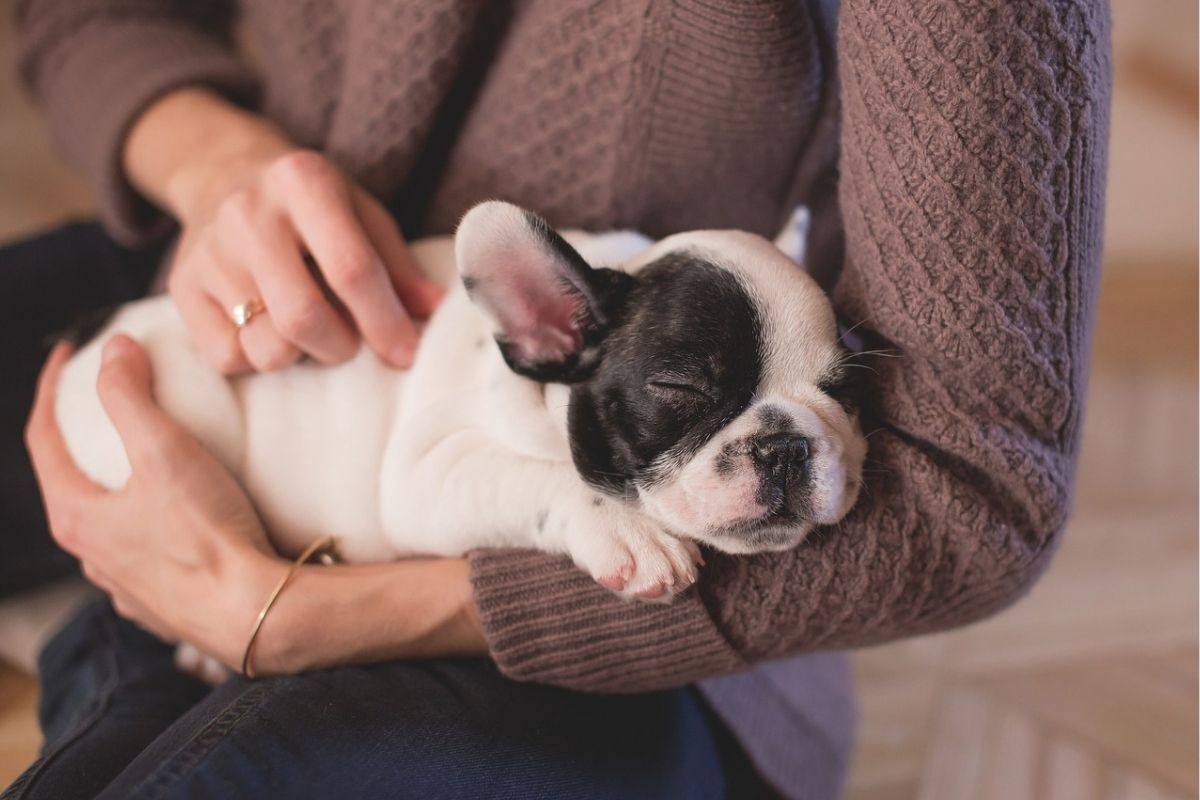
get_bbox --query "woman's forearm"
[122,87,294,223]
[245,556,488,676]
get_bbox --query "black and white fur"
[53,202,866,608]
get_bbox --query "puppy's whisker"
[840,318,869,338]
[840,363,878,376]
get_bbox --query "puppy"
[55,202,867,607]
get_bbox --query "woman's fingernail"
[102,337,128,364]
[389,345,414,368]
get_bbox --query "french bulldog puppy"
[55,202,867,606]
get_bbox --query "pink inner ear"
[456,201,596,367]
[488,259,584,364]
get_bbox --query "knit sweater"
[17,0,1111,796]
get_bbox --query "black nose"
[751,433,810,475]
[751,433,811,514]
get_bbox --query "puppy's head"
[456,201,867,554]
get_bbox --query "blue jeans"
[1,223,776,799]
[3,600,765,799]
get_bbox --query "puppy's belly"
[55,297,406,563]
[235,349,404,561]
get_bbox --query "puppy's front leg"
[548,491,703,600]
[384,428,702,600]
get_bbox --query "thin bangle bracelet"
[241,535,338,679]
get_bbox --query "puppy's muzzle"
[751,432,811,515]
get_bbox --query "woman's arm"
[248,559,487,675]
[463,0,1114,692]
[25,337,486,673]
[19,5,442,373]
[16,0,253,244]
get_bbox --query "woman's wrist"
[123,86,295,224]
[246,557,488,677]
[204,543,290,670]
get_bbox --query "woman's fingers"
[170,149,433,373]
[24,343,104,551]
[203,246,306,371]
[354,188,444,319]
[171,272,251,375]
[235,212,358,365]
[24,343,99,500]
[282,158,418,367]
[95,335,199,473]
[237,313,303,372]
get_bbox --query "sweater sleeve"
[471,0,1111,693]
[15,0,257,244]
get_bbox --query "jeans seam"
[123,681,272,800]
[2,609,121,800]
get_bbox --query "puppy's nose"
[751,433,810,477]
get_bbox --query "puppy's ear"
[455,201,631,383]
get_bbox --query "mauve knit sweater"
[16,0,1111,796]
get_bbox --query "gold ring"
[230,297,266,330]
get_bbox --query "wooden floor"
[0,0,1195,796]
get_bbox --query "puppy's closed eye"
[816,359,866,413]
[646,374,713,406]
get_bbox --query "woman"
[2,0,1110,797]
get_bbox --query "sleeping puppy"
[54,202,867,609]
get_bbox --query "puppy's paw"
[565,503,703,602]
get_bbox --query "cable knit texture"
[17,1,1110,795]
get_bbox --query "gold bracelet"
[241,535,338,679]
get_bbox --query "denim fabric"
[2,601,209,800]
[3,599,753,800]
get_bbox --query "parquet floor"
[0,0,1195,796]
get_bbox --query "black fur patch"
[568,251,764,495]
[714,442,740,478]
[756,405,793,432]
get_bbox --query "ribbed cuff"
[35,18,257,245]
[469,549,745,693]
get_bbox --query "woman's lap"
[110,651,728,800]
[6,599,729,800]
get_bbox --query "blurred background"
[0,1,1195,797]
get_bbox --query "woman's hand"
[26,337,487,674]
[125,88,443,374]
[25,337,287,666]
